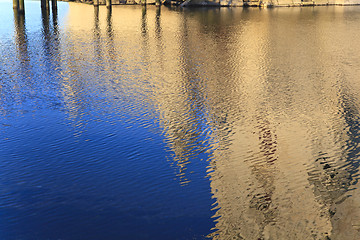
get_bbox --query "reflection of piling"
[94,5,99,21]
[106,0,112,8]
[41,1,51,57]
[107,8,112,27]
[141,5,147,35]
[18,0,25,14]
[41,2,50,26]
[93,5,102,67]
[52,5,59,35]
[155,5,161,35]
[51,0,57,14]
[13,8,29,65]
[13,0,18,10]
[46,0,50,10]
[41,4,50,36]
[106,6,113,37]
[41,0,50,13]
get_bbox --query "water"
[1,2,360,239]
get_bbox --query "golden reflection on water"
[23,4,360,239]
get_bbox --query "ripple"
[3,3,360,240]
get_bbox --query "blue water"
[2,1,360,239]
[0,2,215,239]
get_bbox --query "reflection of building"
[197,8,360,240]
[62,5,360,239]
[168,7,360,240]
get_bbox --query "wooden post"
[51,0,57,13]
[106,0,111,8]
[13,0,19,10]
[18,0,24,14]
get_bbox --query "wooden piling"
[13,0,19,10]
[18,0,24,14]
[51,0,57,13]
[106,0,111,8]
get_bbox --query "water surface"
[1,2,360,239]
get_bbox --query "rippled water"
[2,2,360,239]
